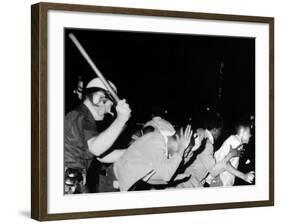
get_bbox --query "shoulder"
[215,135,235,156]
[141,131,162,138]
[229,135,241,144]
[226,135,236,142]
[221,135,233,147]
[132,132,165,149]
[223,135,241,148]
[66,106,97,131]
[142,132,164,143]
[65,105,87,121]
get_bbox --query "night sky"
[64,28,255,141]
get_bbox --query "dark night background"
[64,28,255,186]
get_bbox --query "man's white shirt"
[214,135,242,186]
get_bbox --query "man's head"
[84,78,117,120]
[235,121,252,144]
[205,114,223,140]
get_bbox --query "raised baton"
[68,33,120,103]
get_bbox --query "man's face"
[92,91,114,120]
[240,127,251,144]
[211,128,222,140]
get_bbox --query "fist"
[244,171,255,183]
[116,99,131,122]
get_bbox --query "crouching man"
[114,117,194,191]
[209,120,255,187]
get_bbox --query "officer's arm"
[88,100,131,156]
[87,117,127,156]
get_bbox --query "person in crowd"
[176,114,243,188]
[114,117,195,191]
[209,120,255,187]
[129,116,170,145]
[64,78,131,193]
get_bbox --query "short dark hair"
[204,113,223,130]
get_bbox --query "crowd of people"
[64,78,255,194]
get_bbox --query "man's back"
[115,130,184,191]
[114,132,166,191]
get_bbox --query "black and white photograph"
[30,3,274,220]
[64,28,256,194]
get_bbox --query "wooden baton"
[69,33,120,103]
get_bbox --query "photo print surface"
[64,28,255,194]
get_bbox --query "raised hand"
[244,171,255,183]
[116,99,131,122]
[176,124,193,157]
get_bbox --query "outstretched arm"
[211,144,254,183]
[225,162,255,183]
[210,145,244,177]
[87,100,131,156]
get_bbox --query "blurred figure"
[177,114,241,188]
[209,120,255,187]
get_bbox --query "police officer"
[64,78,131,193]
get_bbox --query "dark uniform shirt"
[64,104,98,170]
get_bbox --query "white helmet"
[86,78,117,93]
